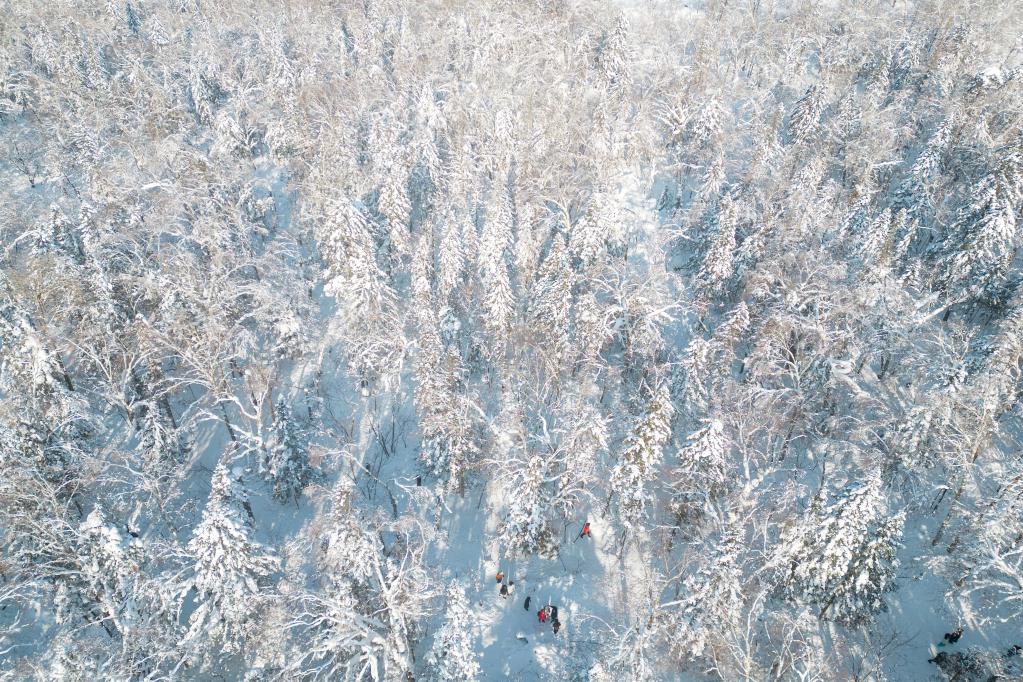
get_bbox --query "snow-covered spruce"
[426,581,481,682]
[262,398,315,504]
[772,473,904,625]
[185,462,278,653]
[610,382,674,533]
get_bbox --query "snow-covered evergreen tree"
[293,478,433,681]
[528,235,573,361]
[664,530,743,659]
[610,383,674,533]
[263,398,315,504]
[438,211,467,304]
[678,336,718,414]
[315,198,400,380]
[377,150,413,259]
[414,315,477,492]
[0,301,88,487]
[595,13,632,95]
[315,478,378,588]
[572,192,616,266]
[575,289,612,367]
[940,135,1023,305]
[698,194,739,297]
[0,302,77,418]
[478,181,516,351]
[68,507,144,638]
[427,581,481,682]
[501,454,559,558]
[773,473,904,624]
[862,208,896,266]
[788,84,825,144]
[714,300,751,352]
[678,96,727,156]
[595,598,662,682]
[670,420,730,526]
[185,462,278,654]
[959,467,1023,624]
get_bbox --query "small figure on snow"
[580,522,592,539]
[524,596,531,610]
[944,627,963,645]
[496,571,505,584]
[537,608,547,623]
[549,605,558,622]
[552,619,561,635]
[500,583,509,598]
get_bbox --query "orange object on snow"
[496,571,505,583]
[581,522,591,538]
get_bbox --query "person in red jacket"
[580,522,591,539]
[537,608,547,623]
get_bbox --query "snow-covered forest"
[1,0,1022,679]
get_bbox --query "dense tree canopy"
[1,0,1021,679]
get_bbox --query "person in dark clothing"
[549,605,559,622]
[552,619,561,634]
[944,627,964,644]
[524,596,531,610]
[500,583,509,598]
